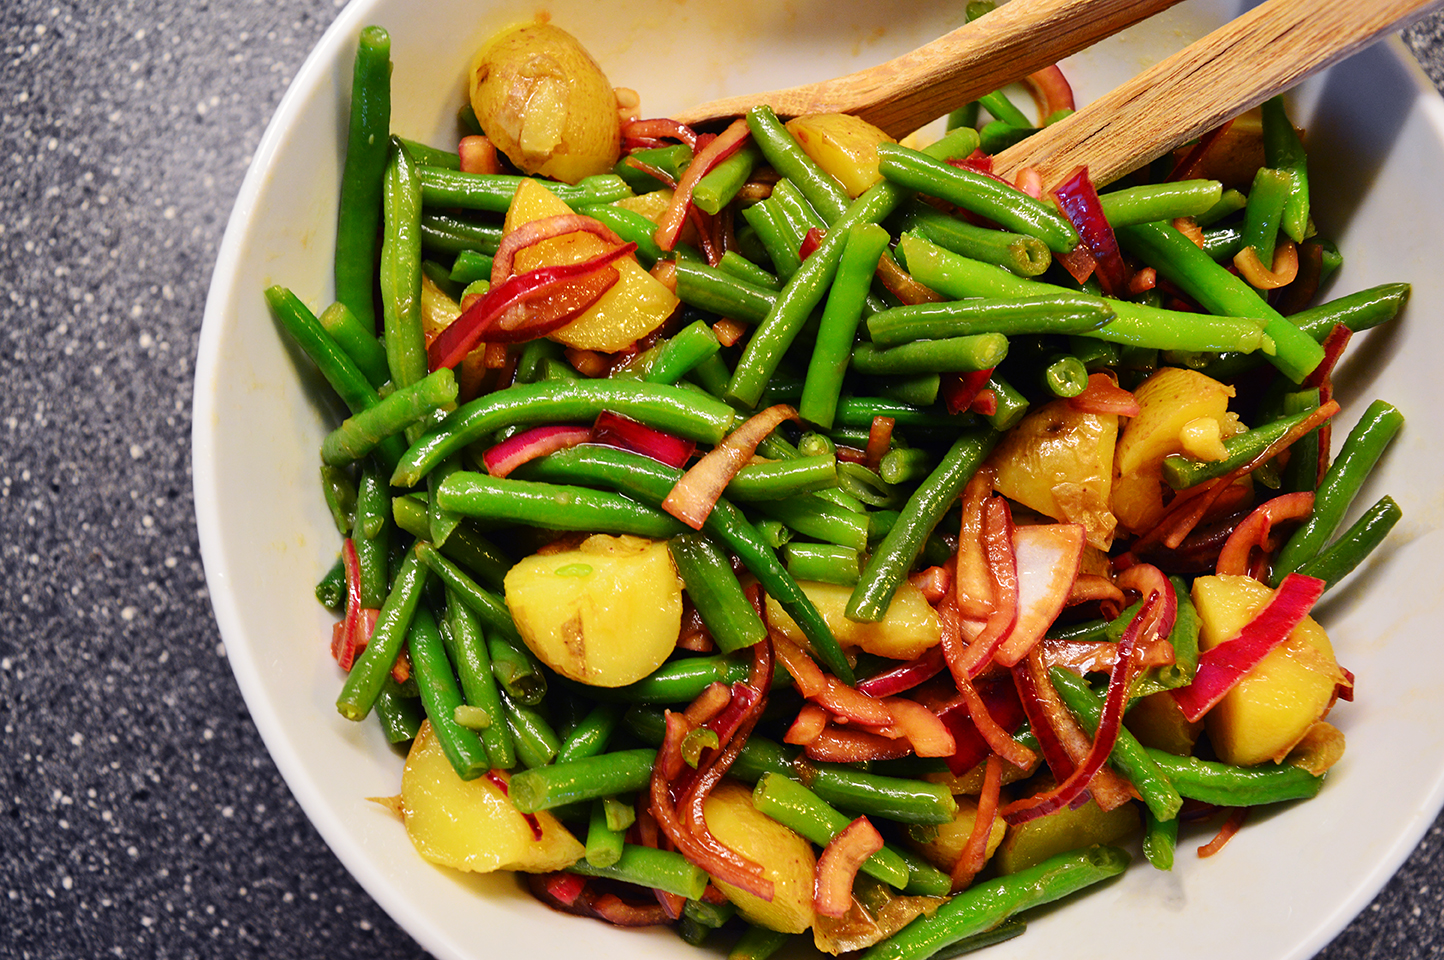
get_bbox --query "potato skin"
[704,780,816,933]
[785,113,896,198]
[469,22,621,183]
[504,534,682,687]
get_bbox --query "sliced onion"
[1040,636,1176,675]
[953,467,997,619]
[1197,807,1249,858]
[784,703,829,746]
[864,416,896,472]
[879,698,956,758]
[655,118,750,251]
[814,817,885,918]
[1022,65,1075,119]
[1011,654,1079,783]
[491,214,626,286]
[1051,166,1129,297]
[876,254,943,304]
[951,670,1036,771]
[663,404,799,530]
[1067,574,1125,607]
[1234,239,1299,290]
[936,672,1027,776]
[1067,372,1140,417]
[591,410,697,469]
[621,118,699,149]
[1303,324,1353,391]
[1114,562,1177,641]
[772,634,827,698]
[588,893,674,927]
[805,727,915,763]
[1216,491,1315,577]
[945,497,1017,677]
[481,424,593,479]
[951,752,1003,891]
[1171,573,1326,722]
[940,369,996,418]
[855,646,946,698]
[458,135,502,175]
[993,523,1087,667]
[1168,119,1234,181]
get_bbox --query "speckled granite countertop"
[3,2,1443,958]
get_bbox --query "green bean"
[1262,96,1310,243]
[898,233,1268,355]
[1142,808,1178,871]
[336,550,430,721]
[334,26,391,333]
[448,248,493,285]
[681,899,736,944]
[437,471,686,538]
[1243,167,1293,268]
[353,465,390,608]
[747,105,850,223]
[729,925,792,960]
[725,455,839,502]
[835,396,979,431]
[1144,749,1323,806]
[1200,224,1245,261]
[668,534,768,654]
[977,88,1030,127]
[861,847,1131,960]
[558,703,621,764]
[508,748,656,812]
[321,368,457,465]
[393,379,737,488]
[1160,404,1320,490]
[837,462,906,510]
[903,202,1050,277]
[425,454,463,548]
[674,259,777,324]
[525,445,853,683]
[569,843,709,899]
[878,143,1078,254]
[801,223,891,429]
[646,320,721,385]
[984,374,1030,431]
[1048,668,1183,823]
[867,295,1111,344]
[877,447,934,486]
[931,920,1027,959]
[741,198,804,278]
[380,138,428,390]
[874,374,941,407]
[1131,576,1200,697]
[416,167,631,212]
[1113,220,1323,383]
[1273,400,1405,581]
[693,142,763,215]
[772,177,829,236]
[409,605,490,780]
[502,693,561,769]
[374,676,424,744]
[444,590,514,770]
[397,136,459,170]
[1196,187,1248,226]
[583,654,767,703]
[317,301,389,389]
[978,119,1035,155]
[488,632,547,705]
[718,249,782,290]
[1278,388,1323,494]
[752,772,910,889]
[1042,355,1089,398]
[851,334,1009,377]
[419,211,504,256]
[585,799,625,867]
[1294,495,1402,590]
[784,542,861,586]
[751,495,871,551]
[392,495,510,587]
[614,144,693,191]
[412,539,521,643]
[572,202,666,268]
[1097,179,1223,226]
[848,429,996,622]
[320,464,356,536]
[885,843,954,897]
[316,555,346,610]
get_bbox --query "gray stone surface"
[0,2,1440,958]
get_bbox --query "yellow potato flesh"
[785,113,896,198]
[764,580,941,661]
[400,721,583,873]
[993,795,1140,875]
[989,399,1118,550]
[1192,575,1345,767]
[469,22,620,184]
[504,179,678,352]
[704,780,816,933]
[504,534,682,687]
[906,796,1006,873]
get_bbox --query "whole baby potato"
[469,21,621,183]
[504,534,682,687]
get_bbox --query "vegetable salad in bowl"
[196,2,1443,959]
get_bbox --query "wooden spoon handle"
[671,0,1183,137]
[994,0,1444,189]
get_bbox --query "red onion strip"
[655,118,750,251]
[951,752,1003,892]
[663,404,799,529]
[592,410,697,470]
[481,424,593,479]
[1051,166,1129,297]
[814,817,884,918]
[622,118,699,149]
[490,214,626,286]
[854,646,947,698]
[1216,492,1315,577]
[1066,372,1140,417]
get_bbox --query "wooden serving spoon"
[670,0,1186,137]
[992,0,1444,190]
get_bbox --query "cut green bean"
[392,495,510,587]
[334,26,391,333]
[1043,355,1089,398]
[1262,96,1310,243]
[508,748,656,812]
[741,198,804,278]
[380,137,427,390]
[904,202,1050,277]
[444,590,514,770]
[374,677,423,744]
[693,142,763,215]
[1196,187,1248,226]
[729,925,792,960]
[585,798,625,867]
[751,494,871,551]
[322,368,457,465]
[1048,668,1183,823]
[577,202,666,268]
[784,542,861,586]
[848,429,996,622]
[1273,399,1405,581]
[852,333,1009,376]
[1097,179,1223,226]
[1142,808,1178,871]
[674,259,778,324]
[878,143,1078,254]
[669,534,769,654]
[752,772,910,888]
[1144,749,1323,806]
[437,471,686,538]
[448,248,493,285]
[320,464,356,536]
[977,88,1030,127]
[569,843,709,899]
[318,301,389,389]
[354,465,390,608]
[1241,166,1292,268]
[878,447,934,486]
[503,693,561,769]
[614,144,692,191]
[419,211,504,256]
[398,136,460,170]
[1160,404,1320,490]
[316,555,346,610]
[867,294,1111,344]
[646,320,721,385]
[336,550,430,721]
[416,167,631,212]
[413,540,523,646]
[718,249,782,290]
[726,455,839,502]
[488,632,547,706]
[558,703,621,764]
[747,105,850,224]
[1294,495,1402,590]
[860,847,1130,960]
[410,605,490,780]
[801,223,891,429]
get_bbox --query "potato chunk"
[785,113,896,198]
[469,22,620,183]
[764,580,941,661]
[989,399,1117,549]
[1191,575,1346,767]
[993,795,1139,875]
[504,534,682,687]
[704,780,816,933]
[906,796,1006,873]
[400,721,583,873]
[504,179,678,352]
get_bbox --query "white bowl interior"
[194,2,1444,958]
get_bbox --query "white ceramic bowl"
[194,1,1444,958]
